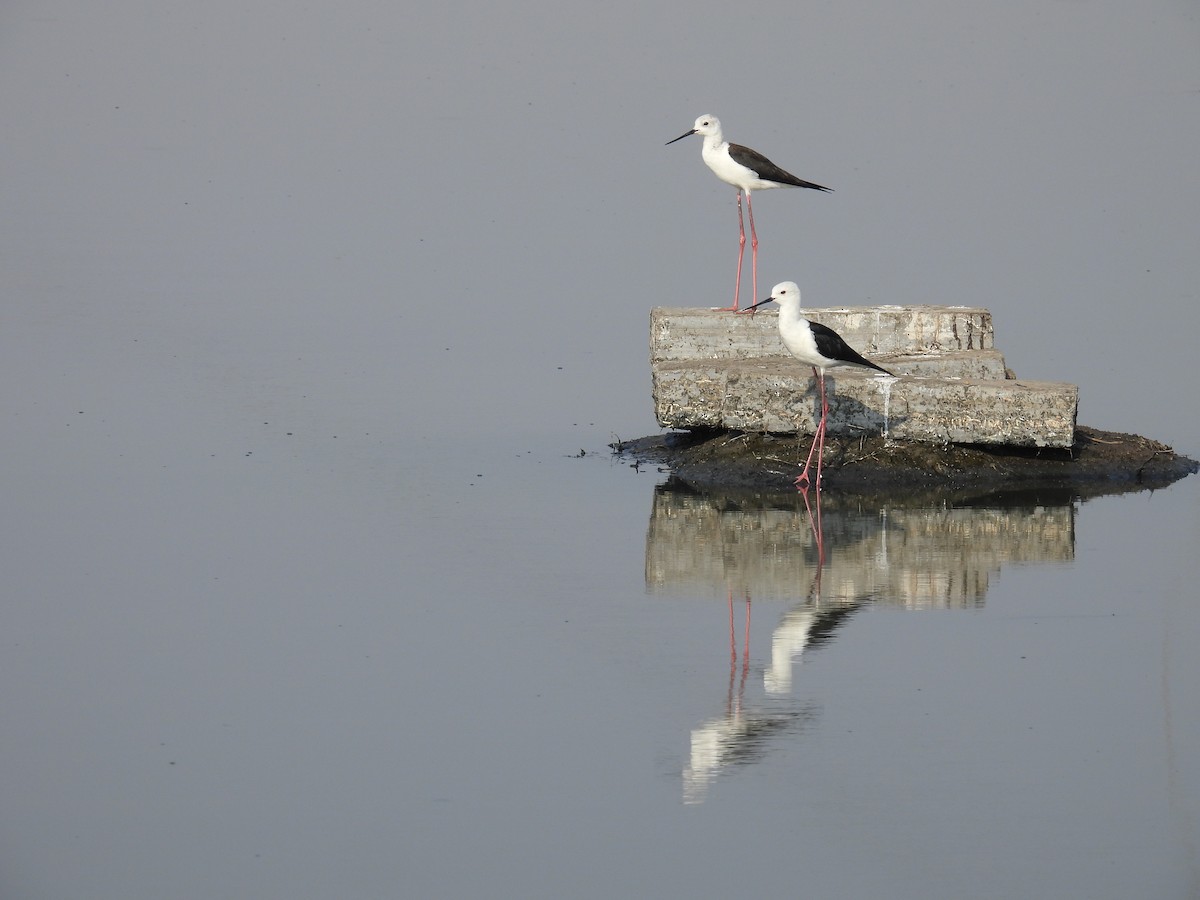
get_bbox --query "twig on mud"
[1136,449,1170,481]
[842,452,882,468]
[758,455,795,466]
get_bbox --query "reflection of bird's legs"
[741,596,751,681]
[727,589,752,703]
[728,589,737,667]
[726,591,753,716]
[801,482,826,566]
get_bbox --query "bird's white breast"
[779,320,823,366]
[701,140,757,191]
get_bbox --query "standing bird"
[744,282,892,489]
[667,115,831,312]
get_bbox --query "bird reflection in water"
[662,479,1079,802]
[683,488,829,805]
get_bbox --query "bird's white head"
[744,281,803,314]
[769,281,802,310]
[691,115,721,138]
[666,114,723,146]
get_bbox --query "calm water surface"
[3,392,1197,897]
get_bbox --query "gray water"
[3,2,1199,898]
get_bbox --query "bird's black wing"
[727,143,832,192]
[809,320,891,374]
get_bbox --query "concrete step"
[885,350,1011,380]
[659,349,1010,381]
[652,360,1078,448]
[651,306,994,362]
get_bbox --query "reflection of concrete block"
[644,491,1075,608]
[650,307,1077,448]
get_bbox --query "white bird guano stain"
[879,375,893,440]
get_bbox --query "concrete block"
[652,361,1077,447]
[651,306,994,363]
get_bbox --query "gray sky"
[3,0,1198,451]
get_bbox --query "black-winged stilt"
[667,115,831,312]
[744,281,892,489]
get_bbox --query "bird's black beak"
[742,296,774,313]
[665,128,697,145]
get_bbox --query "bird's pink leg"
[795,417,825,489]
[717,192,746,311]
[814,371,829,488]
[739,191,760,316]
[795,368,827,489]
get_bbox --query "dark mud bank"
[614,425,1198,498]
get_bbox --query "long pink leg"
[794,416,825,489]
[814,371,829,487]
[795,368,828,489]
[740,191,759,315]
[717,192,747,311]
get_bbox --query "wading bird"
[667,115,831,312]
[744,282,892,488]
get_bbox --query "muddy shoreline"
[614,425,1198,500]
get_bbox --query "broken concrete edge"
[653,366,1079,448]
[657,349,1013,380]
[610,425,1199,497]
[650,305,996,361]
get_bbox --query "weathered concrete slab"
[651,306,994,363]
[652,361,1077,447]
[884,350,1009,380]
[649,305,1076,447]
[660,348,1009,382]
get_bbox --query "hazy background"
[3,0,1198,454]
[2,2,1198,898]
